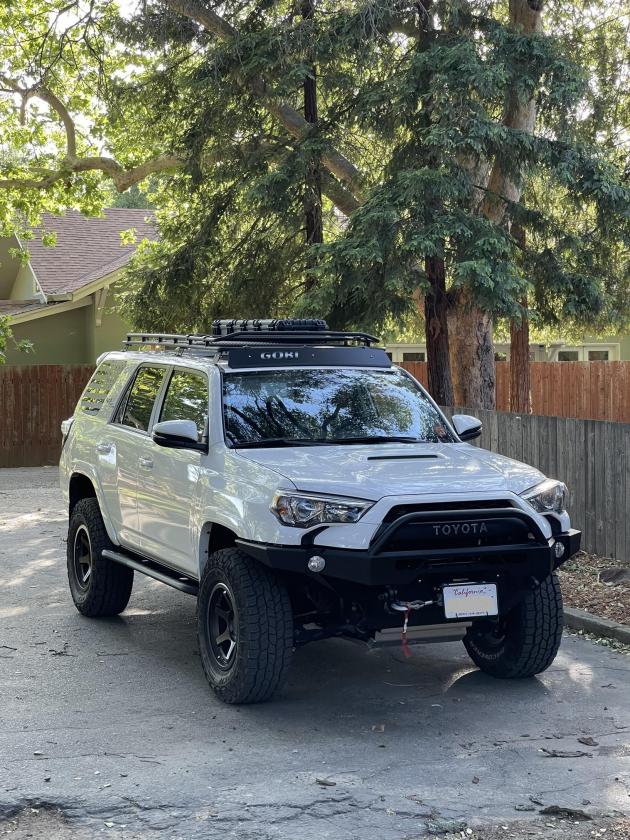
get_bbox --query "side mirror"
[452,414,482,442]
[152,419,206,451]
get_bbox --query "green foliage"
[0,0,628,342]
[0,315,33,363]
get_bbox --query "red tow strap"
[401,607,412,658]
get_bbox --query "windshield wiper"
[232,435,422,448]
[323,435,421,445]
[231,437,331,449]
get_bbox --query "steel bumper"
[237,528,582,588]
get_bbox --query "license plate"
[443,583,498,619]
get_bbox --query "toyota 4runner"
[60,319,581,704]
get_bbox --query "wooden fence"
[0,365,94,468]
[402,360,630,423]
[436,407,629,561]
[0,362,629,559]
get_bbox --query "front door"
[98,364,168,548]
[137,368,209,575]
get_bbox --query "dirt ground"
[1,808,629,840]
[559,552,630,625]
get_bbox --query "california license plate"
[443,583,498,619]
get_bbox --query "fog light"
[308,555,326,573]
[554,541,565,559]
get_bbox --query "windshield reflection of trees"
[223,370,452,444]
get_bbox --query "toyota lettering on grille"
[432,521,489,537]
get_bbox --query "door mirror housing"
[452,414,482,442]
[152,419,206,451]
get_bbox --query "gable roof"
[27,208,157,295]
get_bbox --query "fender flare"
[69,463,119,545]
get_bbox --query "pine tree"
[0,0,628,400]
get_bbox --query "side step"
[371,622,471,647]
[103,549,199,596]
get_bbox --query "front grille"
[373,502,540,555]
[382,499,515,524]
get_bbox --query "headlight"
[271,491,373,528]
[521,479,567,514]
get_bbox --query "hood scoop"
[366,453,441,461]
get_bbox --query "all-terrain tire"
[197,547,293,704]
[67,498,134,617]
[463,572,563,678]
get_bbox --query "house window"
[402,352,425,362]
[558,350,579,362]
[588,350,609,361]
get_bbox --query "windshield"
[222,368,454,447]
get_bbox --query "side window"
[119,366,166,432]
[159,370,208,441]
[79,361,125,415]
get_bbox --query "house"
[0,209,156,365]
[385,337,630,364]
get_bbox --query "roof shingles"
[26,208,156,295]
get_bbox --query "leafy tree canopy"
[0,0,628,347]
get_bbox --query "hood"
[235,442,544,501]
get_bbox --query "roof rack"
[124,319,379,352]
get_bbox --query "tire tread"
[198,548,293,704]
[67,498,133,617]
[464,573,563,678]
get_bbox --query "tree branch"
[0,74,77,158]
[0,153,183,192]
[164,0,365,202]
[479,0,543,224]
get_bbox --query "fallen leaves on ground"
[559,551,630,625]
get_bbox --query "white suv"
[60,319,581,704]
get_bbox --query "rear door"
[99,365,168,548]
[137,367,209,575]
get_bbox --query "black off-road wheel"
[67,498,134,617]
[198,548,293,704]
[463,572,563,678]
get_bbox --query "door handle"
[139,456,154,470]
[96,441,113,455]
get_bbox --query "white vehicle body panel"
[60,352,571,579]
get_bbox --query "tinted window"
[120,367,166,431]
[558,351,579,362]
[79,361,125,415]
[159,370,208,440]
[223,368,454,446]
[588,350,609,361]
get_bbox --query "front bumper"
[238,528,581,588]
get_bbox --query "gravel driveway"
[1,467,629,839]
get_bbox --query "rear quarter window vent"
[79,361,126,415]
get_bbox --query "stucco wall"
[6,280,133,366]
[11,263,39,300]
[6,305,93,365]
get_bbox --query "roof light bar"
[211,319,328,336]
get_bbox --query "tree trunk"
[449,0,543,412]
[423,256,453,406]
[509,223,531,413]
[301,0,323,292]
[448,291,496,410]
[510,300,530,413]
